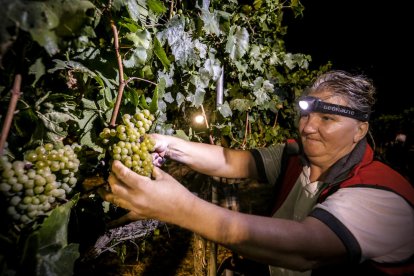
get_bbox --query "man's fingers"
[152,166,166,179]
[111,160,149,188]
[152,153,166,167]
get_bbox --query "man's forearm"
[164,136,255,178]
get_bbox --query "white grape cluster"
[0,143,80,224]
[99,109,155,177]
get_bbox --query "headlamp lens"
[298,100,310,110]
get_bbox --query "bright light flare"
[299,100,309,110]
[194,114,205,124]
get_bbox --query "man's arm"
[151,134,258,179]
[100,161,347,271]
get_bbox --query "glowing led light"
[299,100,309,110]
[194,114,205,124]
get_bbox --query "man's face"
[298,90,366,167]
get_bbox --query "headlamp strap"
[299,96,370,121]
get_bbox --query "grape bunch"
[0,143,80,224]
[99,109,156,177]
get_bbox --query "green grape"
[0,142,80,225]
[98,109,156,177]
[0,182,11,192]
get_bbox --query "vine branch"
[0,74,22,155]
[109,20,126,127]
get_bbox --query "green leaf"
[38,195,78,250]
[230,99,253,112]
[163,92,174,103]
[29,58,46,86]
[37,111,75,136]
[174,129,189,141]
[118,17,141,33]
[200,8,221,35]
[140,95,150,109]
[225,26,249,60]
[77,99,103,151]
[126,0,148,23]
[149,86,159,114]
[253,0,263,10]
[125,89,140,107]
[147,0,167,14]
[157,17,197,66]
[217,101,233,117]
[19,196,80,276]
[36,195,80,276]
[176,92,185,108]
[124,46,148,68]
[125,30,151,48]
[153,37,170,69]
[37,243,80,276]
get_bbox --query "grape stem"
[108,20,157,128]
[0,74,22,155]
[109,20,124,127]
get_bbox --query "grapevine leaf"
[38,195,79,249]
[123,46,148,67]
[118,17,140,33]
[149,86,159,114]
[77,99,102,151]
[176,92,185,107]
[78,112,101,152]
[153,37,170,69]
[251,77,273,106]
[50,59,116,90]
[174,129,189,141]
[194,88,206,107]
[192,71,209,90]
[203,57,222,81]
[37,243,80,276]
[125,89,140,107]
[225,26,249,60]
[230,98,253,112]
[140,95,150,109]
[126,0,148,23]
[158,99,167,113]
[125,30,151,49]
[37,111,75,136]
[29,58,46,86]
[157,17,197,67]
[253,0,262,10]
[36,195,80,276]
[163,92,174,103]
[147,0,167,14]
[217,101,232,117]
[157,78,166,98]
[199,8,221,35]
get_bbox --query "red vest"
[273,142,414,276]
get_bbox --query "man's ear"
[354,122,369,143]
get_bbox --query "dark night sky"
[283,0,413,118]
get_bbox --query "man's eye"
[321,115,332,121]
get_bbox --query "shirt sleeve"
[310,187,414,263]
[251,144,285,185]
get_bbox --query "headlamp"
[298,96,369,121]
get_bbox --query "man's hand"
[98,160,193,223]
